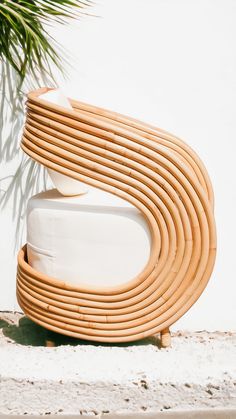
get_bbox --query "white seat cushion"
[27,188,151,288]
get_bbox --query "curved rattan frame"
[17,87,216,343]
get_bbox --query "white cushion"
[27,188,151,287]
[38,89,89,196]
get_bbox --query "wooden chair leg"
[45,339,55,347]
[45,331,56,347]
[161,327,171,348]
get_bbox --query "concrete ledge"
[0,313,235,416]
[0,411,236,419]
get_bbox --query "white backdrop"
[1,0,236,331]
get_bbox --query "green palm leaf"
[0,0,90,83]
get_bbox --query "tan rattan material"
[17,87,217,343]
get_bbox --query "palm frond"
[0,0,90,84]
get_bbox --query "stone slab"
[0,313,235,416]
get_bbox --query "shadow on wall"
[0,314,162,348]
[0,62,49,250]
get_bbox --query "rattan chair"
[17,87,217,347]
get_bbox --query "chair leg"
[45,330,56,347]
[160,327,171,348]
[45,339,55,347]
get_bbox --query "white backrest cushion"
[39,89,88,196]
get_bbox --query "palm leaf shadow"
[0,61,24,162]
[1,157,48,250]
[0,62,50,250]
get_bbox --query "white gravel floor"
[0,312,235,416]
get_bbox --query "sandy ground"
[0,312,235,416]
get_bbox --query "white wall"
[1,0,236,331]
